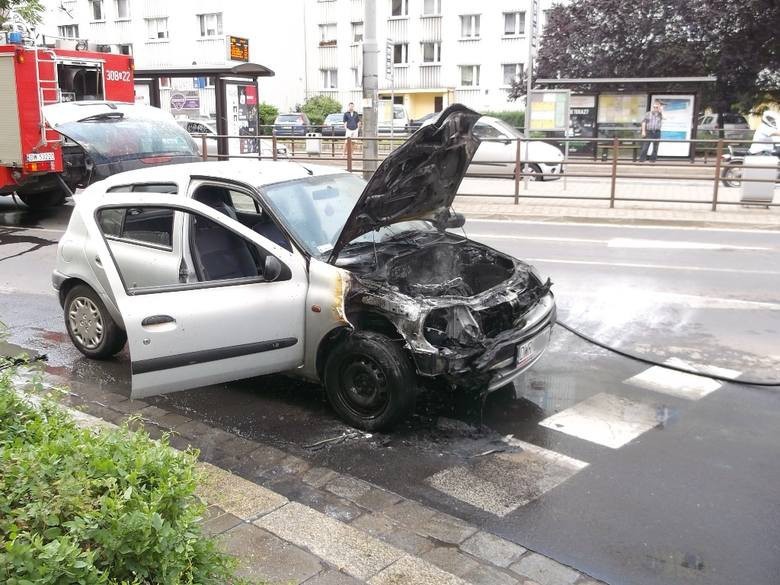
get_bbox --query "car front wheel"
[64,285,127,359]
[324,331,417,431]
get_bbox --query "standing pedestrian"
[343,102,360,138]
[639,100,664,162]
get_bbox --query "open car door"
[84,192,307,398]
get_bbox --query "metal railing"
[189,130,779,211]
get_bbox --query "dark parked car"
[321,112,346,136]
[273,113,311,136]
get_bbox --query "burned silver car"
[53,104,555,430]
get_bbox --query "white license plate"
[26,152,55,162]
[516,327,552,368]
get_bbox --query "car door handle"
[141,315,175,327]
[94,255,102,267]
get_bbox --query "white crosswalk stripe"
[623,358,742,400]
[538,392,662,449]
[425,438,587,517]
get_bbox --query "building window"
[421,42,441,63]
[321,69,338,89]
[393,43,408,64]
[198,13,223,37]
[423,0,441,15]
[118,43,132,55]
[502,63,523,85]
[391,0,408,17]
[459,65,480,87]
[58,24,79,38]
[503,11,525,36]
[89,0,104,21]
[115,0,130,19]
[460,14,480,38]
[352,67,360,87]
[145,18,168,40]
[319,23,337,45]
[352,21,363,42]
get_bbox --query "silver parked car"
[53,105,555,430]
[422,115,564,179]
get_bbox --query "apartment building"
[39,0,306,112]
[305,0,557,118]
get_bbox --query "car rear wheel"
[64,285,126,359]
[324,331,417,431]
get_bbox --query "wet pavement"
[1,203,779,585]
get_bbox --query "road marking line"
[539,392,661,449]
[558,289,780,311]
[425,439,587,517]
[624,358,741,400]
[527,257,780,276]
[464,218,780,235]
[469,233,771,251]
[0,226,65,235]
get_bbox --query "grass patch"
[0,359,239,584]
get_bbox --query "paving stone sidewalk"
[30,371,608,585]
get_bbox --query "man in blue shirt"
[343,102,360,138]
[639,100,664,162]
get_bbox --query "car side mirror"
[446,211,466,229]
[264,256,282,282]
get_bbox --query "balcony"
[418,64,441,88]
[391,65,408,87]
[454,88,482,107]
[319,45,338,69]
[318,0,337,23]
[419,15,441,42]
[387,17,408,42]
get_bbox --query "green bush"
[257,102,279,135]
[301,95,342,126]
[0,361,236,585]
[482,110,525,130]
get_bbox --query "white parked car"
[177,118,288,160]
[423,115,564,179]
[53,105,555,430]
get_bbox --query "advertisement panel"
[597,94,646,124]
[569,95,597,155]
[529,90,570,131]
[651,94,694,157]
[226,83,259,155]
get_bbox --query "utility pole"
[525,0,540,140]
[362,0,378,177]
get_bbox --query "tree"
[0,0,43,28]
[257,102,279,134]
[301,95,342,126]
[517,0,779,112]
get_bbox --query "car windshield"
[277,115,302,123]
[325,114,343,124]
[56,117,198,164]
[490,118,522,138]
[262,173,436,258]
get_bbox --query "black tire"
[324,331,417,431]
[721,163,742,188]
[17,189,66,209]
[516,163,544,181]
[64,285,126,359]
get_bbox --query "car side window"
[106,183,178,194]
[103,207,174,248]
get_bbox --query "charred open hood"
[329,104,481,262]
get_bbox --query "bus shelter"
[534,77,716,160]
[134,62,274,158]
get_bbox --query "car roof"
[86,160,349,192]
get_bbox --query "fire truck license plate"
[26,152,55,162]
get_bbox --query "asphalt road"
[1,198,779,585]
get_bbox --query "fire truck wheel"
[18,189,66,209]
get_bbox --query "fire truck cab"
[0,43,136,208]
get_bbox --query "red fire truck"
[0,43,198,208]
